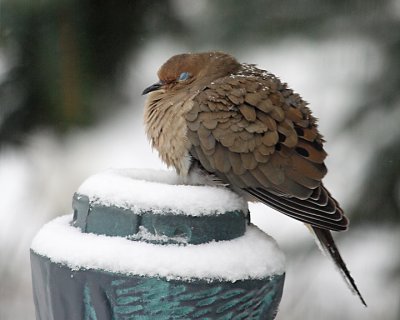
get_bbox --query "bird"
[142,51,366,306]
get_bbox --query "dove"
[142,51,366,306]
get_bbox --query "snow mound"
[76,168,248,216]
[31,215,285,281]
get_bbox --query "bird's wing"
[185,75,348,231]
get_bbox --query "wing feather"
[184,75,348,232]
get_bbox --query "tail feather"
[311,226,367,307]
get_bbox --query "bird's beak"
[142,81,163,95]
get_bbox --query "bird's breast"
[144,92,194,176]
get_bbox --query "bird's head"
[142,51,240,95]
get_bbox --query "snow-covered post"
[30,169,285,319]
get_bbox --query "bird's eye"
[178,72,190,81]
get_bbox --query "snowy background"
[1,1,400,319]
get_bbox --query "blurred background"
[1,0,399,319]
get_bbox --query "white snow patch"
[31,215,285,281]
[77,168,248,216]
[128,226,189,244]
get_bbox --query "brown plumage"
[143,51,366,306]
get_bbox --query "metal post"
[30,169,285,320]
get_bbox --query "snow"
[77,168,248,216]
[129,226,189,244]
[31,215,285,281]
[1,38,396,320]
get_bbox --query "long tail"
[311,226,367,306]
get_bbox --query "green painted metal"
[72,193,246,244]
[31,187,285,319]
[31,252,285,320]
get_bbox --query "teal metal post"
[30,169,285,320]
